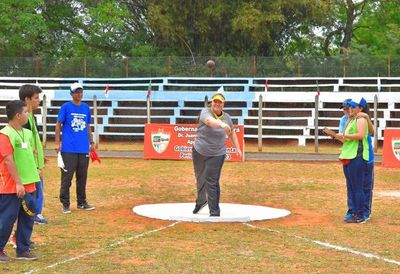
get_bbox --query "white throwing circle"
[133,203,290,223]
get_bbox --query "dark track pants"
[36,179,44,215]
[60,152,90,207]
[0,193,35,254]
[363,163,374,218]
[343,156,367,217]
[192,148,225,216]
[343,161,374,218]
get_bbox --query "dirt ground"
[2,157,399,273]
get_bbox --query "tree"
[0,0,48,56]
[352,0,400,56]
[319,0,369,56]
[1,0,399,62]
[147,0,331,56]
[40,0,149,58]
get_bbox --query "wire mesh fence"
[0,55,399,78]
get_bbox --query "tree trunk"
[340,0,356,53]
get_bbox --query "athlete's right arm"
[4,154,25,198]
[204,117,231,134]
[55,121,62,153]
[200,109,231,135]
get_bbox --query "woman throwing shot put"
[192,91,242,217]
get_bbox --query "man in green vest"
[19,84,48,224]
[0,100,40,261]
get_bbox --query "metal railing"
[0,55,399,78]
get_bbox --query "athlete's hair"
[361,102,370,116]
[6,100,26,121]
[19,84,42,101]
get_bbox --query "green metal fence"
[0,56,398,78]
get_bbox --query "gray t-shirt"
[193,108,234,156]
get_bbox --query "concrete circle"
[132,203,290,223]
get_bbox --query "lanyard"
[11,126,25,142]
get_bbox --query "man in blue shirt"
[55,83,95,214]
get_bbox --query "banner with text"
[144,124,244,161]
[382,128,400,168]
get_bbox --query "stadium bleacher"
[0,77,399,145]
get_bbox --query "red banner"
[382,128,400,168]
[144,124,244,161]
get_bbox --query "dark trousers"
[36,179,44,215]
[60,153,90,207]
[192,148,225,215]
[343,156,367,217]
[363,163,374,217]
[343,161,374,218]
[0,193,35,254]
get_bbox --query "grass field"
[43,139,383,155]
[2,145,398,273]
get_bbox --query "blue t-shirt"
[338,115,348,134]
[58,102,91,154]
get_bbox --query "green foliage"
[352,1,400,56]
[0,0,48,56]
[41,0,145,57]
[0,0,399,77]
[147,0,331,57]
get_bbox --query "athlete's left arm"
[229,129,242,158]
[86,105,95,149]
[88,123,95,149]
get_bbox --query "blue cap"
[340,99,352,109]
[348,97,367,108]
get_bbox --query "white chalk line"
[244,223,400,266]
[24,222,179,274]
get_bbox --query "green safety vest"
[28,114,44,169]
[0,125,40,185]
[339,118,369,161]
